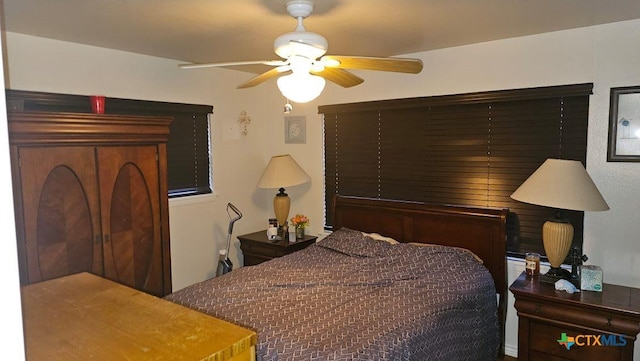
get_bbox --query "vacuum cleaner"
[216,203,242,277]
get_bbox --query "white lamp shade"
[277,73,325,103]
[257,154,311,189]
[510,158,609,212]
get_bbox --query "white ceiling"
[2,0,640,74]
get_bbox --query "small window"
[165,112,211,197]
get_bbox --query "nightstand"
[510,271,640,361]
[238,230,317,266]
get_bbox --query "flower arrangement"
[290,214,310,229]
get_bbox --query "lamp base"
[540,217,574,284]
[540,267,571,284]
[273,187,290,231]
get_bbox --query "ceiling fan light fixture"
[310,62,325,73]
[288,55,312,73]
[180,0,423,95]
[286,0,315,18]
[277,73,325,103]
[274,32,328,59]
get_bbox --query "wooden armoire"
[8,111,173,297]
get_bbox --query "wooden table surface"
[21,272,257,360]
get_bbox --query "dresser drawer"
[526,320,624,361]
[516,297,638,336]
[241,243,283,258]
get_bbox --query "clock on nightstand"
[510,271,640,361]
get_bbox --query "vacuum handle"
[227,203,243,234]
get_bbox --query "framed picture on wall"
[608,86,640,162]
[285,116,306,144]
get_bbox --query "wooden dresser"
[8,111,173,296]
[510,271,640,361]
[21,272,257,360]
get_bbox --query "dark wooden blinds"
[320,83,592,258]
[5,89,213,197]
[162,111,211,196]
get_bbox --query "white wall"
[318,20,640,286]
[315,19,640,358]
[0,32,26,360]
[2,32,308,291]
[3,18,640,358]
[314,20,640,357]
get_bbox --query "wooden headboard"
[332,195,508,349]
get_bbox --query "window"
[320,83,592,259]
[164,112,211,197]
[5,90,213,197]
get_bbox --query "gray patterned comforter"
[165,228,499,360]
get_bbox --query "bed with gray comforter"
[165,227,499,360]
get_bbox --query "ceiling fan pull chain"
[284,99,293,114]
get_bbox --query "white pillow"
[361,232,399,245]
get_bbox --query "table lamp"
[510,159,609,280]
[257,154,311,230]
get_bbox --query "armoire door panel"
[108,163,154,291]
[97,146,164,296]
[18,147,102,283]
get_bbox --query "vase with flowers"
[290,214,309,239]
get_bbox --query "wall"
[315,20,640,356]
[0,32,26,360]
[3,18,640,358]
[314,19,640,357]
[2,32,316,291]
[317,20,640,286]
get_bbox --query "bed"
[166,195,508,360]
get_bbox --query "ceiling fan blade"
[312,68,364,88]
[179,60,287,69]
[237,67,291,89]
[321,55,423,74]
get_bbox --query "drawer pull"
[607,316,612,326]
[535,303,542,313]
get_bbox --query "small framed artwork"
[285,116,306,144]
[608,86,640,162]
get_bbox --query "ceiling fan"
[179,0,423,103]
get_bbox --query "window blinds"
[321,83,592,258]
